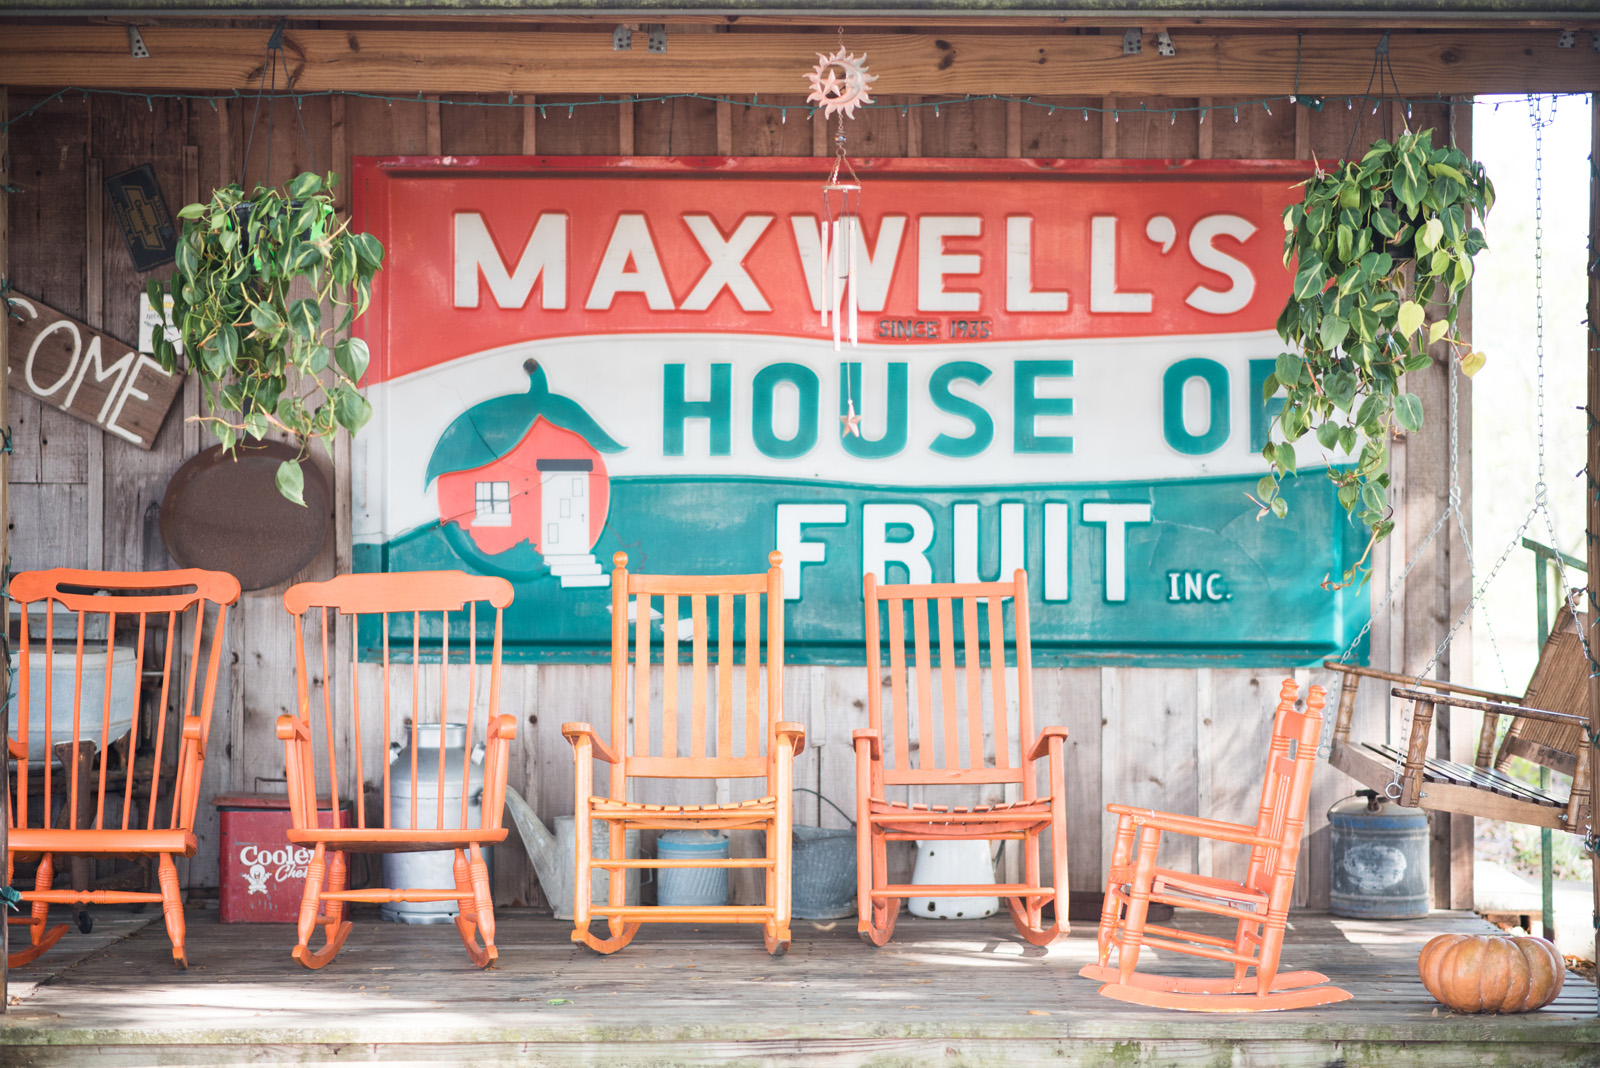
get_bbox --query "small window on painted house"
[474,481,511,526]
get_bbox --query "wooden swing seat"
[1323,605,1592,834]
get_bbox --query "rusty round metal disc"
[160,441,331,591]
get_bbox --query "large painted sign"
[352,157,1366,665]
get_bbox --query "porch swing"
[1324,96,1593,848]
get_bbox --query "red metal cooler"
[215,793,351,923]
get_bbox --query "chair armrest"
[182,716,204,743]
[8,738,26,760]
[562,722,619,764]
[852,728,882,760]
[773,721,806,755]
[1323,661,1518,704]
[488,713,518,742]
[1026,725,1069,762]
[1390,687,1588,728]
[1104,804,1277,849]
[276,715,310,743]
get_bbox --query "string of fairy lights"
[2,85,1592,138]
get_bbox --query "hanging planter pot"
[159,439,331,591]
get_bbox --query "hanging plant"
[146,171,385,504]
[1257,127,1493,586]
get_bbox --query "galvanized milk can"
[382,722,491,923]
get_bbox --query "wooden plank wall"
[3,87,1470,911]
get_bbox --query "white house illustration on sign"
[537,458,606,587]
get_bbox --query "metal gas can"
[1328,790,1431,919]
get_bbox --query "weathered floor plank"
[2,907,1595,1067]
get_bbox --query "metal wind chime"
[806,35,876,356]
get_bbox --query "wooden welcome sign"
[6,291,181,449]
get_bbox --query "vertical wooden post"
[84,157,104,572]
[424,95,442,155]
[1586,96,1600,1015]
[520,95,537,155]
[1,83,11,1013]
[715,99,732,156]
[1446,100,1475,912]
[618,97,634,156]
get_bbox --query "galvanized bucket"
[787,788,858,920]
[791,825,857,919]
[656,830,730,907]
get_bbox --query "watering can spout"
[503,785,562,898]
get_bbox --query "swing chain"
[1371,97,1577,792]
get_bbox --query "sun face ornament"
[806,47,876,119]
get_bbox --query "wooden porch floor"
[1,906,1596,1066]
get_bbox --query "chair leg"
[157,854,188,968]
[323,850,349,930]
[1232,917,1257,983]
[451,845,498,968]
[1254,910,1288,996]
[858,826,898,947]
[1096,818,1136,967]
[290,842,350,969]
[7,855,69,969]
[1114,826,1161,985]
[1006,818,1070,947]
[470,843,497,964]
[1022,826,1044,931]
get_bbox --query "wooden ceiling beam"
[1,26,1596,96]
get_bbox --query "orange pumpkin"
[1417,933,1565,1013]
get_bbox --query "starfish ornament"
[841,396,863,438]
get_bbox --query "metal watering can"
[503,786,640,919]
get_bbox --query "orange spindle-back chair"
[855,569,1070,947]
[563,551,804,956]
[279,571,516,969]
[1081,679,1352,1011]
[6,568,240,968]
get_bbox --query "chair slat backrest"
[864,571,1034,789]
[8,568,240,836]
[1497,602,1587,775]
[608,552,783,788]
[1245,680,1326,897]
[282,571,513,835]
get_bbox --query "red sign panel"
[355,157,1308,385]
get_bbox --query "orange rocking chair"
[564,551,804,956]
[7,567,241,968]
[855,570,1069,947]
[1082,679,1352,1011]
[279,571,517,969]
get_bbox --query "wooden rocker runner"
[279,571,517,969]
[1083,679,1352,1011]
[564,552,803,956]
[855,570,1069,947]
[6,568,240,969]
